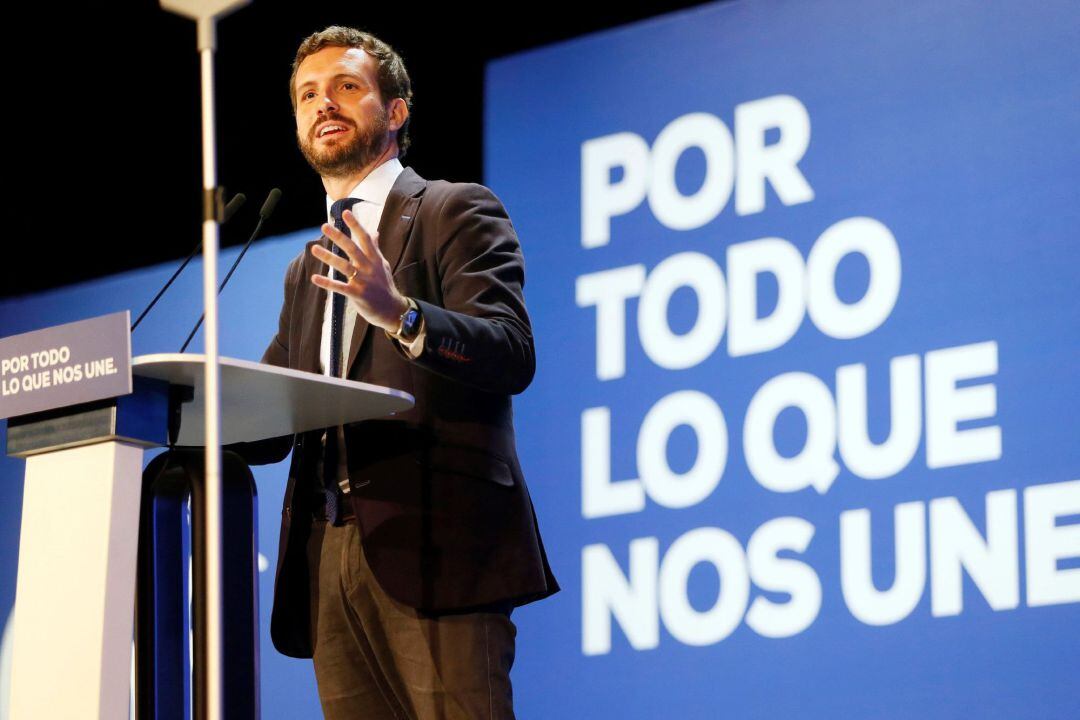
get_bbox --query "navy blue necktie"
[323,197,362,524]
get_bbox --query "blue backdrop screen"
[484,0,1079,717]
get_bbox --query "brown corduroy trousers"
[305,518,518,719]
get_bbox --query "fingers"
[310,273,356,295]
[320,220,365,265]
[341,209,380,261]
[311,243,371,278]
[322,210,383,266]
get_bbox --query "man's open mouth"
[316,123,350,138]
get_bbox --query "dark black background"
[6,0,708,298]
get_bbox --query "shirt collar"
[324,157,405,221]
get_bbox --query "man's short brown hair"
[291,26,413,157]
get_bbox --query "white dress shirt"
[318,157,423,375]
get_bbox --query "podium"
[6,353,413,719]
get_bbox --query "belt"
[311,490,358,525]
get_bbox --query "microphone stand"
[130,192,245,333]
[180,189,281,353]
[159,2,250,718]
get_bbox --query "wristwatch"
[394,298,423,343]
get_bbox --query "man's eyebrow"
[295,73,368,93]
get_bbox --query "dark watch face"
[402,308,421,338]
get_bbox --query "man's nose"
[317,91,339,114]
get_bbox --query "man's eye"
[302,91,315,101]
[343,83,357,90]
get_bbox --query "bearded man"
[252,25,558,720]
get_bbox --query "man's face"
[294,46,391,178]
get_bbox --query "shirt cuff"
[399,321,426,358]
[385,312,426,359]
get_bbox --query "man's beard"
[298,108,390,178]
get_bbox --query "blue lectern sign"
[0,311,132,419]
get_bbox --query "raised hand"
[310,208,409,332]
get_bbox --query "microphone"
[258,187,282,222]
[180,188,283,353]
[130,192,247,331]
[223,192,248,223]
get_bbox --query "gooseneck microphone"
[130,192,247,332]
[180,188,283,353]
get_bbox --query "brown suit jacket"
[244,167,558,659]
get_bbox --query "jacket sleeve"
[395,182,535,396]
[226,254,302,465]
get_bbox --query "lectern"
[5,350,413,719]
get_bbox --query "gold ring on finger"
[348,266,360,281]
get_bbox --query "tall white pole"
[157,4,250,716]
[197,36,224,720]
[159,5,249,716]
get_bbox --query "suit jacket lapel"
[346,167,426,377]
[297,238,326,374]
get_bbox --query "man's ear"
[388,97,409,132]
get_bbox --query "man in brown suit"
[246,26,558,719]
